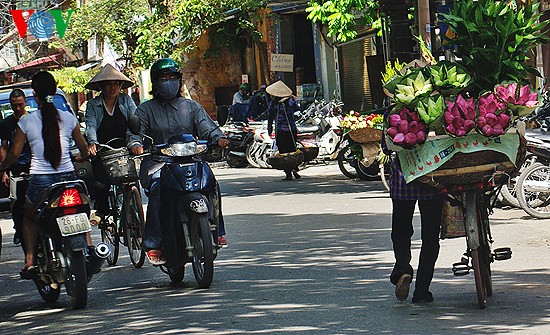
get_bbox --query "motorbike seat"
[297,124,319,134]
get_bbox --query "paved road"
[0,162,549,334]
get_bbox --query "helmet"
[150,58,181,81]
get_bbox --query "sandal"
[146,249,166,265]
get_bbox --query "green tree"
[306,0,380,42]
[134,0,267,67]
[61,0,150,69]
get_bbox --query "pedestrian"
[266,80,301,181]
[232,83,250,105]
[389,157,444,303]
[230,83,251,122]
[129,58,229,265]
[0,89,31,249]
[84,63,139,225]
[0,71,89,271]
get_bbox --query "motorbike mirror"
[128,115,141,135]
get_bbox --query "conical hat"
[266,80,292,98]
[85,64,133,91]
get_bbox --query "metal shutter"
[339,36,375,112]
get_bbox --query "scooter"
[20,179,110,309]
[128,115,219,287]
[220,120,255,168]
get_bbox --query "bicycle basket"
[99,147,139,184]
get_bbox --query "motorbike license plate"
[56,213,91,237]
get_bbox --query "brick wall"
[179,33,242,119]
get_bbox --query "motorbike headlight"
[160,142,208,156]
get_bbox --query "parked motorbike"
[246,122,275,168]
[20,179,110,309]
[127,115,218,287]
[499,90,550,210]
[220,120,255,168]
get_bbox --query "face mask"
[156,79,180,100]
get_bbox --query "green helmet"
[150,58,181,81]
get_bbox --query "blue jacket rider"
[130,58,229,265]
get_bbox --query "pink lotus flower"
[478,92,506,116]
[444,94,476,136]
[495,82,540,116]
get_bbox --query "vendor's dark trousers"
[390,198,443,293]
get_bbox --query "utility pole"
[418,0,431,52]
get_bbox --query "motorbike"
[20,179,110,309]
[499,90,550,210]
[296,99,344,161]
[128,115,218,287]
[246,121,275,168]
[220,120,255,168]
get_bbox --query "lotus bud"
[398,120,409,133]
[477,116,486,127]
[404,133,417,146]
[458,128,468,136]
[453,117,464,129]
[393,133,405,144]
[464,119,476,131]
[389,114,401,127]
[444,112,454,124]
[387,127,398,138]
[416,130,426,143]
[409,121,418,133]
[486,114,498,126]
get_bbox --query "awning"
[76,61,100,71]
[9,53,63,72]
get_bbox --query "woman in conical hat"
[84,64,140,225]
[266,80,301,180]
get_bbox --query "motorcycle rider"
[130,58,229,265]
[0,71,89,271]
[0,89,31,249]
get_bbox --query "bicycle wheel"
[477,194,494,297]
[517,163,550,219]
[337,145,359,179]
[356,159,380,181]
[465,191,488,309]
[101,187,121,265]
[470,248,487,309]
[124,185,146,268]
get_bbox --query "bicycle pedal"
[452,262,470,276]
[493,247,512,261]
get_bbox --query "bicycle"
[421,151,519,308]
[96,141,146,268]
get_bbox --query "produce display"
[380,0,549,184]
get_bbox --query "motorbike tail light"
[59,188,83,207]
[333,128,343,135]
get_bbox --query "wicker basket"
[348,127,383,143]
[417,135,526,189]
[267,151,304,170]
[99,147,139,184]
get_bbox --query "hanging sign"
[270,54,294,72]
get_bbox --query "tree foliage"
[61,0,150,68]
[134,0,268,67]
[306,0,380,42]
[51,67,98,94]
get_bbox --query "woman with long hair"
[0,71,89,271]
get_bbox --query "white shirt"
[18,110,78,174]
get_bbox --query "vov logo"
[10,10,74,40]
